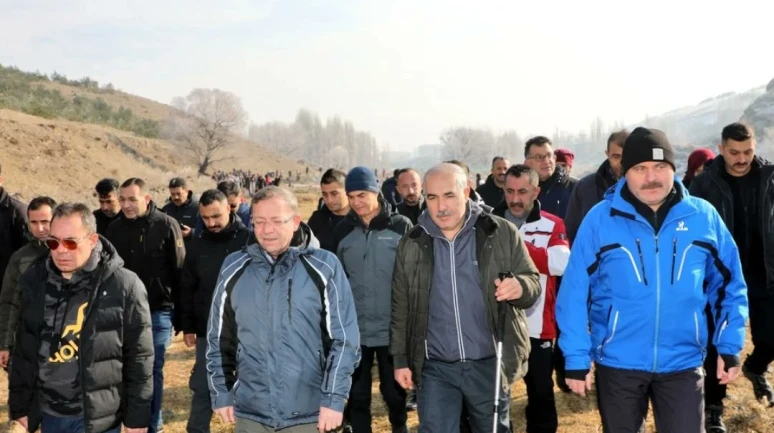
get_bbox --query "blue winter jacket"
[556,178,748,374]
[206,242,360,429]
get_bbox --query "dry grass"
[0,140,774,433]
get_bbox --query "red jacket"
[519,202,570,340]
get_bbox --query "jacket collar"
[606,177,697,230]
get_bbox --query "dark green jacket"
[0,238,49,349]
[390,212,541,386]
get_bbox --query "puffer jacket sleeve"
[706,208,748,364]
[8,271,36,421]
[505,222,541,310]
[121,272,154,429]
[0,250,24,349]
[390,236,410,369]
[556,213,599,373]
[317,254,361,413]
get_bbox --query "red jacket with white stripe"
[499,201,571,340]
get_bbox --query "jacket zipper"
[653,234,661,372]
[324,355,335,390]
[635,239,649,285]
[287,279,293,322]
[670,238,677,284]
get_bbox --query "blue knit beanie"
[345,166,379,194]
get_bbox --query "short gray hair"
[424,163,468,192]
[52,202,98,234]
[251,186,299,215]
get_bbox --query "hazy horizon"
[2,0,773,152]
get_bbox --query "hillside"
[0,66,314,204]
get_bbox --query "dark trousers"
[596,364,704,433]
[346,346,407,433]
[745,295,774,375]
[187,338,213,433]
[523,338,557,433]
[418,358,510,433]
[41,412,121,433]
[703,307,726,409]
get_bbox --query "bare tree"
[165,89,247,175]
[440,127,494,170]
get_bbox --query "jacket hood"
[291,221,320,249]
[418,199,483,240]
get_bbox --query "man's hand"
[494,276,523,302]
[395,368,414,390]
[181,225,192,238]
[214,406,235,424]
[317,407,343,433]
[125,428,148,433]
[717,356,741,385]
[0,349,10,368]
[184,333,196,348]
[16,417,28,429]
[566,372,593,397]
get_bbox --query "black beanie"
[621,127,676,174]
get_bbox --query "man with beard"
[494,165,570,433]
[180,189,250,433]
[524,137,577,219]
[162,177,199,245]
[476,156,509,207]
[396,168,424,224]
[308,169,351,252]
[565,130,629,243]
[105,178,185,433]
[557,128,747,433]
[93,178,122,236]
[689,123,774,432]
[0,196,57,369]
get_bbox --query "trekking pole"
[492,272,512,433]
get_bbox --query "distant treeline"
[0,64,160,138]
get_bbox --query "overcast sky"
[2,0,773,152]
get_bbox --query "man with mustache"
[180,189,250,433]
[396,168,424,225]
[391,163,541,433]
[92,178,122,236]
[689,122,774,432]
[476,156,510,207]
[557,127,748,433]
[494,164,570,433]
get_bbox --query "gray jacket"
[333,198,413,347]
[206,240,360,429]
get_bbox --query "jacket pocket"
[676,244,694,282]
[598,307,620,359]
[693,311,707,358]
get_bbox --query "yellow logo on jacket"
[49,302,88,363]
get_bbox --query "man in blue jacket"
[556,127,748,433]
[206,186,360,433]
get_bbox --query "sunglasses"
[46,235,90,251]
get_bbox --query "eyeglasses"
[45,235,90,251]
[526,154,554,162]
[252,216,294,229]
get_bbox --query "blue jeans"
[41,412,121,433]
[151,310,173,433]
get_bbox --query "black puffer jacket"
[564,160,619,243]
[689,155,774,297]
[476,175,504,208]
[105,202,186,314]
[9,238,153,433]
[537,165,577,219]
[0,187,27,292]
[162,191,200,248]
[180,215,251,337]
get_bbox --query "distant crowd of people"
[0,122,770,433]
